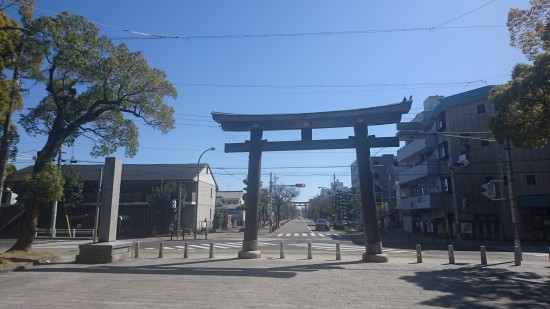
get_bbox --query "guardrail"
[35,228,95,239]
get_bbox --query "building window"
[526,175,536,185]
[438,141,449,159]
[477,104,485,113]
[436,112,446,131]
[442,177,452,193]
[210,187,213,198]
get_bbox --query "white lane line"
[219,243,242,248]
[286,233,291,237]
[277,233,283,237]
[174,245,194,250]
[257,242,278,246]
[188,244,211,249]
[318,233,325,237]
[212,244,233,249]
[310,232,316,237]
[294,233,299,237]
[302,233,308,237]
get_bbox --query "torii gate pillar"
[238,128,263,259]
[355,124,388,262]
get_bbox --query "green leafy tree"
[489,1,550,148]
[10,12,177,252]
[0,1,42,207]
[307,194,331,221]
[147,182,180,235]
[507,0,549,61]
[212,201,227,230]
[61,165,83,209]
[272,184,300,229]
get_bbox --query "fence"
[35,228,95,239]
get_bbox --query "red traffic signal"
[295,184,306,188]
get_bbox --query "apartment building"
[396,86,550,241]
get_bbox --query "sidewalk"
[2,227,550,308]
[379,229,550,253]
[1,251,549,308]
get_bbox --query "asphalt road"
[2,219,548,264]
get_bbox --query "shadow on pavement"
[399,265,550,308]
[25,259,365,279]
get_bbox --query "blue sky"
[8,0,529,200]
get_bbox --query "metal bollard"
[205,230,208,240]
[448,245,455,264]
[336,242,341,260]
[280,241,285,259]
[209,241,214,258]
[480,246,487,265]
[416,244,422,263]
[548,247,550,265]
[514,246,521,266]
[159,242,164,258]
[307,241,312,259]
[134,242,140,258]
[184,242,188,258]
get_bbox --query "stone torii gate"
[212,99,411,262]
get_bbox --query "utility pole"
[503,140,521,251]
[269,173,273,233]
[50,148,62,238]
[450,153,469,244]
[177,185,182,240]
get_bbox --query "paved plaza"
[1,247,549,308]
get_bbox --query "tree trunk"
[7,137,62,252]
[8,202,39,252]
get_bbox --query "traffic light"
[295,184,306,188]
[481,182,496,199]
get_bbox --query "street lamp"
[195,147,215,240]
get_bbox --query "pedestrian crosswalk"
[288,242,412,253]
[276,232,345,238]
[144,241,278,251]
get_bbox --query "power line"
[433,0,497,29]
[113,25,504,41]
[175,81,486,89]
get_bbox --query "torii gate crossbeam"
[212,100,412,262]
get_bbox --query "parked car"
[315,219,330,231]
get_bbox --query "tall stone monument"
[76,157,133,263]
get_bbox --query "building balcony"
[398,194,444,210]
[398,159,441,185]
[396,134,438,162]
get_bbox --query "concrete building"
[216,190,245,227]
[396,86,550,241]
[351,154,402,228]
[1,163,217,237]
